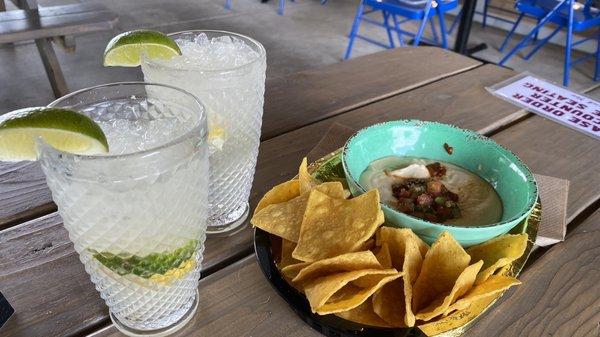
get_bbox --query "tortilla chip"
[444,275,521,315]
[374,243,392,269]
[412,232,471,314]
[280,239,301,269]
[251,194,309,242]
[467,233,528,285]
[374,227,428,327]
[415,260,483,321]
[358,238,375,251]
[281,262,311,281]
[304,269,401,314]
[299,157,318,194]
[372,278,407,327]
[255,179,300,214]
[293,189,384,262]
[292,251,382,286]
[336,299,392,328]
[251,182,346,242]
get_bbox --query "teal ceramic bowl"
[342,120,538,247]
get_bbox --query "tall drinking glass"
[141,30,267,235]
[41,83,209,336]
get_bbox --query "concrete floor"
[1,0,599,113]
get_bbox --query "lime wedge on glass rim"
[103,29,182,67]
[0,107,109,161]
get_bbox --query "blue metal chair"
[225,0,328,15]
[344,0,458,59]
[499,0,600,85]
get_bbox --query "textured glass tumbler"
[41,83,209,336]
[141,30,267,235]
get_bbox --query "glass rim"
[45,81,207,161]
[141,29,266,74]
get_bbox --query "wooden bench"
[0,0,118,97]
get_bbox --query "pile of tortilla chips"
[251,158,528,330]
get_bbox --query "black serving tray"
[254,228,428,337]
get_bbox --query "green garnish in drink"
[103,29,182,67]
[0,107,109,161]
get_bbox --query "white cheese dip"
[359,156,503,226]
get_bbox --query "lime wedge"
[0,107,109,161]
[103,29,182,67]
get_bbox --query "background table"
[0,47,598,337]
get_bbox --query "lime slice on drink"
[0,107,109,161]
[103,29,182,67]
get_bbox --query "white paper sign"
[490,75,600,141]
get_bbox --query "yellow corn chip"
[374,243,392,269]
[412,232,471,314]
[255,179,300,214]
[444,275,521,315]
[374,227,428,327]
[292,251,382,286]
[415,260,483,321]
[299,157,318,194]
[304,269,401,314]
[251,182,345,242]
[372,278,407,327]
[336,299,392,328]
[293,189,384,262]
[281,262,311,281]
[280,239,302,269]
[377,226,430,259]
[467,233,528,284]
[251,194,309,242]
[358,238,376,251]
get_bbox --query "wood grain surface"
[0,62,517,337]
[466,210,600,337]
[0,161,54,230]
[0,47,480,229]
[261,47,481,140]
[491,116,600,223]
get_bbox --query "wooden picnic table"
[0,46,598,337]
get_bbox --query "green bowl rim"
[341,119,539,230]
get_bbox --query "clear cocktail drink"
[40,83,209,336]
[141,30,266,234]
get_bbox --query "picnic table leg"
[35,38,69,97]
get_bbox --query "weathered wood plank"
[0,214,106,337]
[0,3,113,21]
[261,47,481,140]
[466,209,600,337]
[0,47,479,228]
[35,37,69,97]
[0,9,118,44]
[0,161,53,230]
[490,116,600,223]
[0,64,522,337]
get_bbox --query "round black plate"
[253,227,428,337]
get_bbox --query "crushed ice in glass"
[154,33,260,70]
